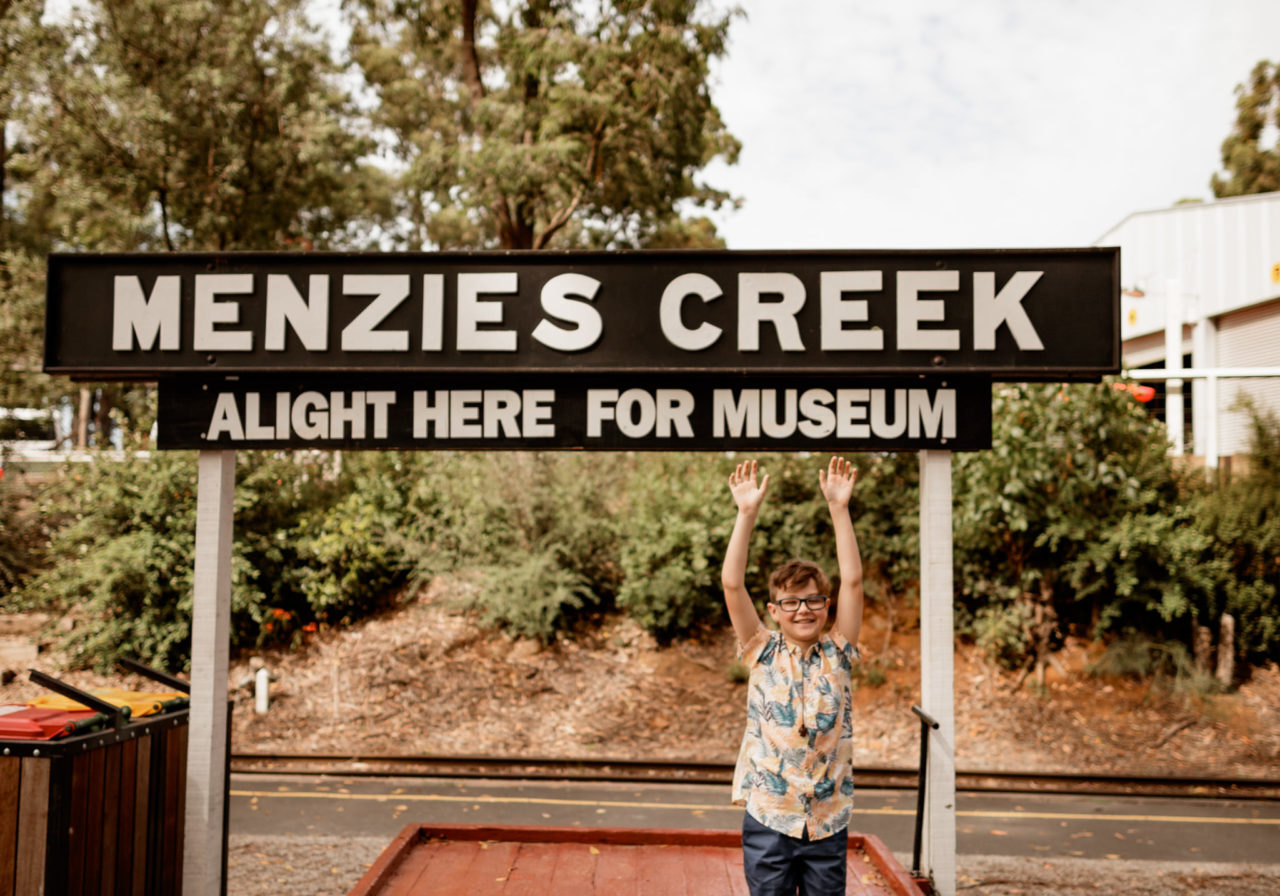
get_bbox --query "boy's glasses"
[774,595,830,612]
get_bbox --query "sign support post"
[183,450,236,896]
[919,449,957,896]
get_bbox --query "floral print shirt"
[731,626,858,840]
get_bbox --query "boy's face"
[768,582,830,650]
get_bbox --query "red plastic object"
[0,705,99,740]
[348,824,925,896]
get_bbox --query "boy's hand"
[728,460,769,516]
[819,455,857,507]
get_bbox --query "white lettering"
[655,390,695,438]
[341,275,410,351]
[973,271,1044,351]
[820,271,883,351]
[660,273,723,351]
[587,389,619,438]
[413,391,450,438]
[797,389,835,438]
[870,390,907,438]
[194,274,253,352]
[206,393,244,440]
[457,272,517,351]
[483,390,522,438]
[523,390,555,438]
[328,391,365,439]
[450,390,483,438]
[615,389,656,438]
[366,392,395,438]
[713,389,760,439]
[738,273,805,351]
[908,389,956,438]
[897,271,959,351]
[532,273,603,351]
[244,393,274,439]
[422,274,444,351]
[761,389,797,438]
[265,275,329,351]
[836,389,871,438]
[276,392,291,439]
[292,392,328,440]
[112,275,181,351]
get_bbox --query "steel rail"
[229,753,1280,800]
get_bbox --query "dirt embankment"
[218,586,1279,778]
[4,583,1278,777]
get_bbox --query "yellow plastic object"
[28,687,188,717]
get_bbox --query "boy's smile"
[768,586,830,651]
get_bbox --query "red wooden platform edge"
[347,823,924,896]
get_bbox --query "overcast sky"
[700,0,1280,251]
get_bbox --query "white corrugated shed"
[1095,192,1280,460]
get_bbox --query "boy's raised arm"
[819,456,865,648]
[722,459,768,646]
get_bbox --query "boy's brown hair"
[768,559,831,601]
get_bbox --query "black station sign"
[156,374,992,451]
[46,249,1119,379]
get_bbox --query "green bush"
[1088,632,1219,695]
[15,452,202,670]
[954,380,1206,665]
[0,470,46,595]
[1187,402,1280,665]
[616,454,728,640]
[396,452,627,641]
[14,451,405,670]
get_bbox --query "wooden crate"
[0,710,188,896]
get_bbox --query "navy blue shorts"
[741,812,848,896]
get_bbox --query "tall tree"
[0,0,60,413]
[21,0,386,253]
[4,0,389,444]
[347,0,740,250]
[1211,59,1280,198]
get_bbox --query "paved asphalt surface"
[228,773,1280,865]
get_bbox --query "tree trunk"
[1193,624,1213,674]
[1215,614,1236,688]
[94,387,113,447]
[76,387,92,449]
[1032,579,1057,688]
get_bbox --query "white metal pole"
[1191,315,1216,466]
[1165,279,1184,455]
[918,449,956,896]
[184,450,236,896]
[1205,374,1219,472]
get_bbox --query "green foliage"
[290,455,413,627]
[9,392,1277,676]
[954,381,1204,664]
[18,0,381,252]
[1212,60,1280,198]
[0,470,44,594]
[616,454,727,640]
[13,452,408,671]
[616,452,917,641]
[970,601,1033,670]
[1187,402,1280,665]
[395,452,627,642]
[14,453,201,670]
[1088,633,1219,695]
[852,661,887,689]
[348,0,740,249]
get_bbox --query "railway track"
[230,753,1280,800]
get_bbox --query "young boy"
[722,456,864,896]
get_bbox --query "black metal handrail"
[910,704,940,880]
